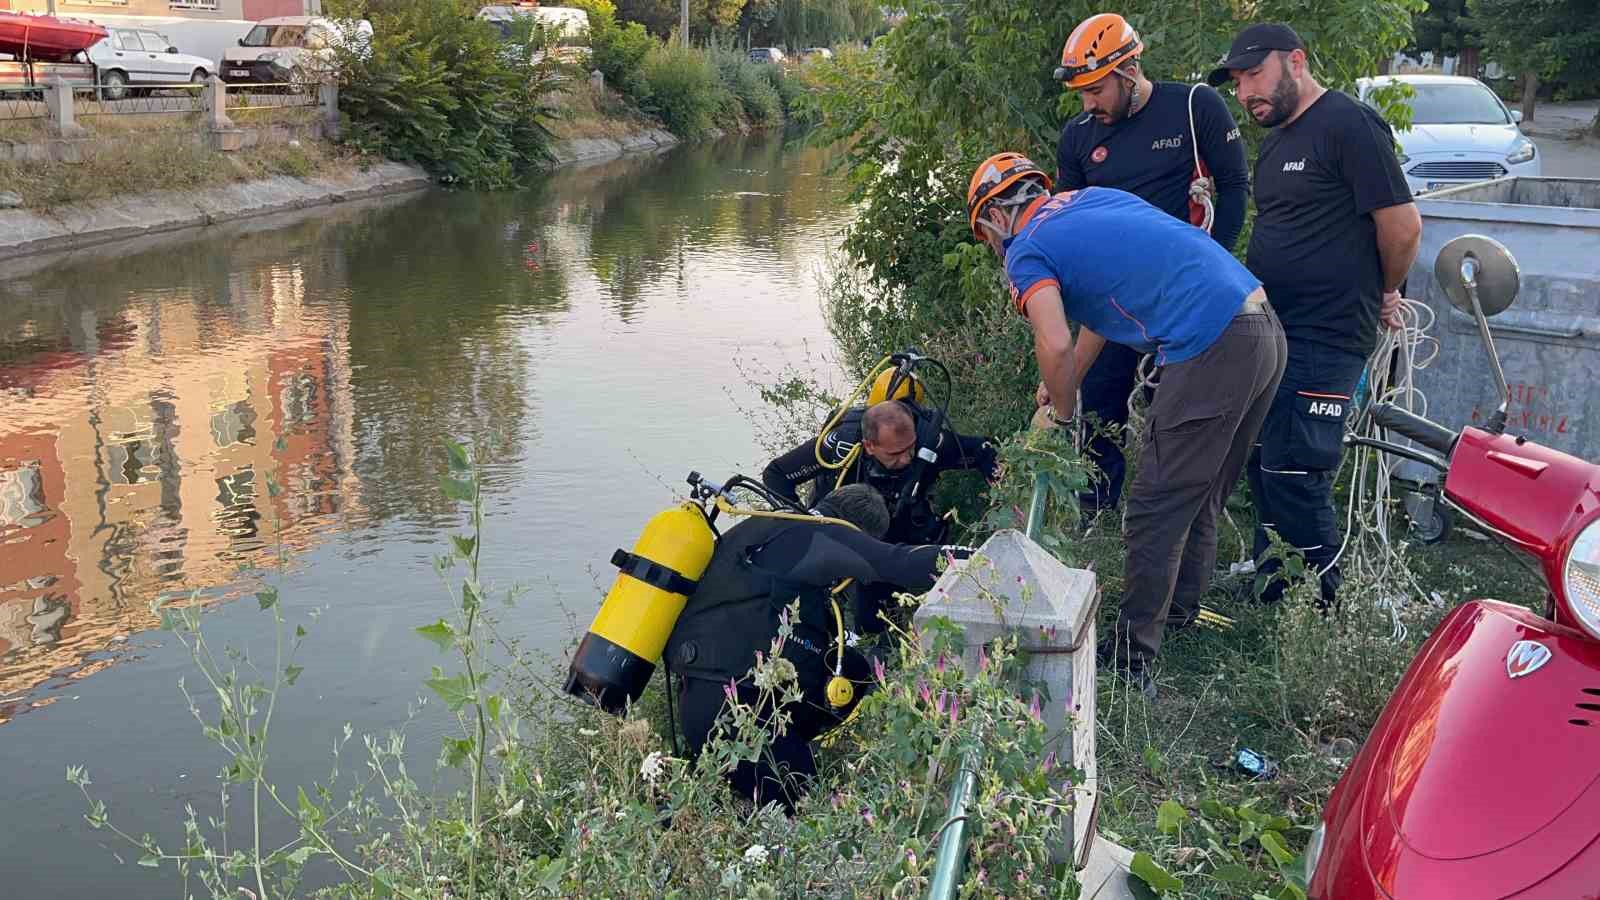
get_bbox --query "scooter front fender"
[1311,600,1600,899]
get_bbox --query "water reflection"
[0,254,362,720]
[0,136,846,727]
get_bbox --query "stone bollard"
[43,76,88,161]
[203,75,244,152]
[589,69,605,93]
[318,80,341,141]
[914,529,1099,868]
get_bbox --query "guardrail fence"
[1,75,337,159]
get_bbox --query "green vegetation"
[0,126,358,211]
[324,0,560,188]
[575,0,811,138]
[1469,0,1600,118]
[613,0,884,49]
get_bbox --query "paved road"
[1538,136,1600,178]
[1521,99,1600,178]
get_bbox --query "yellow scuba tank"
[564,502,716,714]
[867,367,927,406]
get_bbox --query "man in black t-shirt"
[1209,24,1421,607]
[1051,12,1250,514]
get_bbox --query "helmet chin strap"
[976,181,1048,244]
[1113,66,1143,117]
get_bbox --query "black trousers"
[1077,341,1148,511]
[1114,306,1286,668]
[676,648,870,813]
[1245,338,1368,607]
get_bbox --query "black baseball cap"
[1205,24,1304,86]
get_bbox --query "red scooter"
[1307,235,1600,898]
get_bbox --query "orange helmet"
[967,152,1053,238]
[1055,13,1144,89]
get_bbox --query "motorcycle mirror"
[1434,234,1519,318]
[1434,234,1520,433]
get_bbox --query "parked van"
[475,4,589,65]
[220,16,371,86]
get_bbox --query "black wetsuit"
[668,516,959,811]
[761,403,996,544]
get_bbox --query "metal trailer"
[0,57,96,93]
[1396,177,1600,532]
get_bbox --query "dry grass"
[546,80,656,142]
[0,127,363,210]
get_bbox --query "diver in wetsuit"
[761,400,997,546]
[666,485,968,812]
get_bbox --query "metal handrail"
[927,472,1051,899]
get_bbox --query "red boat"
[0,11,107,63]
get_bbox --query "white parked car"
[221,16,371,86]
[88,27,215,99]
[1360,74,1541,195]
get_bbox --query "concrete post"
[202,76,243,151]
[318,80,341,140]
[914,530,1099,867]
[43,76,86,139]
[43,76,88,162]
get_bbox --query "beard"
[1094,78,1136,124]
[1249,62,1301,127]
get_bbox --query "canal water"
[0,135,849,898]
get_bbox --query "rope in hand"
[1323,296,1440,640]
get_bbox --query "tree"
[616,0,749,39]
[1471,0,1600,121]
[1410,0,1482,75]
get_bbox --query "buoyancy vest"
[665,517,838,690]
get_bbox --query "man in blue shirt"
[967,152,1286,695]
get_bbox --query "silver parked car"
[1360,74,1541,195]
[88,27,215,100]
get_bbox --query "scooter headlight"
[1562,517,1600,638]
[1303,822,1327,884]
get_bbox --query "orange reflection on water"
[0,263,360,723]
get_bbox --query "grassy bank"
[1064,491,1544,895]
[0,128,363,211]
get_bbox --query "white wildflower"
[753,657,798,691]
[744,844,769,865]
[640,751,666,784]
[577,727,599,737]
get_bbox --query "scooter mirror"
[1434,234,1519,318]
[1434,233,1519,433]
